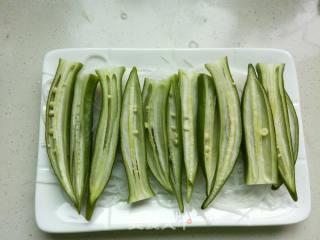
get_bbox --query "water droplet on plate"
[120,12,127,20]
[188,40,199,48]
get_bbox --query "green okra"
[178,70,199,202]
[142,77,173,193]
[197,73,219,195]
[256,63,297,201]
[86,66,125,220]
[202,56,242,209]
[272,92,299,189]
[120,67,155,203]
[242,64,278,185]
[167,74,184,213]
[287,93,299,163]
[70,74,98,212]
[45,58,83,206]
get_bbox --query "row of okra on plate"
[45,56,299,220]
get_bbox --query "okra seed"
[49,102,54,108]
[133,105,138,113]
[205,145,210,153]
[52,87,57,93]
[260,128,269,136]
[108,94,112,99]
[204,133,210,141]
[49,110,54,116]
[170,112,176,118]
[174,138,178,145]
[144,122,149,128]
[48,129,54,135]
[133,130,139,135]
[183,127,190,131]
[277,153,282,158]
[170,126,176,131]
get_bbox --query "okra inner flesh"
[202,57,242,209]
[143,78,173,193]
[197,73,219,195]
[70,74,98,212]
[167,74,184,212]
[45,58,83,206]
[272,92,299,189]
[242,64,278,185]
[256,63,297,201]
[179,70,199,202]
[120,67,155,203]
[86,66,124,220]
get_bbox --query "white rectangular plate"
[36,48,311,233]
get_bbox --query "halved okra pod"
[242,64,278,185]
[86,66,125,220]
[142,77,173,193]
[178,70,199,202]
[202,56,242,209]
[45,58,83,206]
[167,74,184,212]
[70,74,98,212]
[272,92,299,190]
[120,67,155,203]
[197,73,219,195]
[256,63,297,201]
[272,93,299,189]
[286,93,299,164]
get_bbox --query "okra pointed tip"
[247,64,256,74]
[85,200,97,221]
[131,66,138,73]
[186,181,194,203]
[201,201,208,210]
[75,201,81,214]
[288,188,298,202]
[176,194,184,213]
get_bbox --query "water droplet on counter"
[120,12,127,20]
[188,40,199,48]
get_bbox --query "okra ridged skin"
[167,74,184,213]
[202,56,242,209]
[70,74,98,213]
[120,67,155,203]
[45,58,83,206]
[86,66,125,220]
[143,78,173,193]
[242,64,278,185]
[286,93,299,162]
[272,92,299,189]
[256,63,297,201]
[197,73,219,196]
[178,70,199,202]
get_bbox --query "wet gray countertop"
[1,0,320,239]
